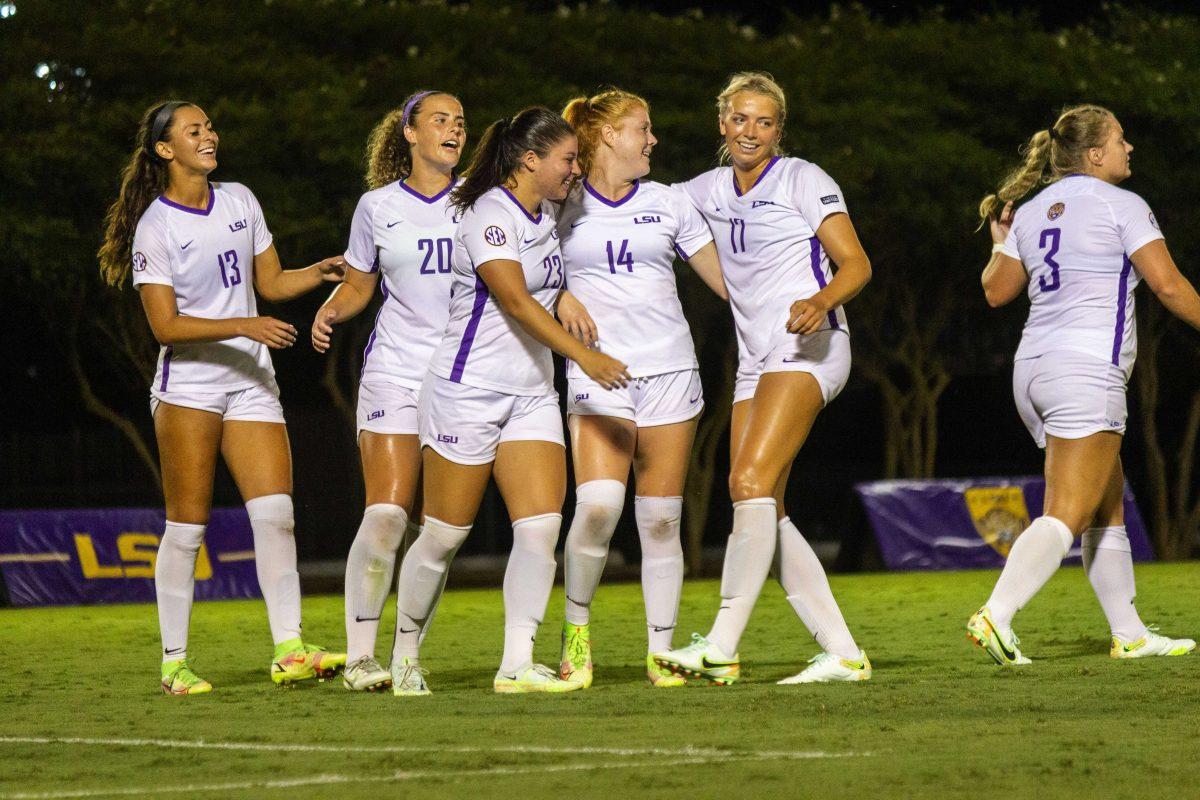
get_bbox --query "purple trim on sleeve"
[499,186,542,224]
[159,346,172,391]
[732,156,780,198]
[808,238,840,330]
[1112,254,1133,366]
[583,178,639,208]
[674,243,689,262]
[157,184,217,216]
[399,179,454,205]
[450,274,490,382]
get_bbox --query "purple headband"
[402,91,435,127]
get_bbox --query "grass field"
[1,563,1196,799]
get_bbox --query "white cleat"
[1111,628,1196,659]
[342,656,392,692]
[391,657,431,696]
[494,663,583,694]
[777,651,872,684]
[652,633,739,685]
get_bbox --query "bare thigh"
[221,421,292,502]
[730,400,793,519]
[154,402,223,524]
[1043,431,1123,535]
[728,372,824,503]
[631,418,697,497]
[421,447,492,528]
[494,440,566,521]
[568,414,635,486]
[359,432,422,514]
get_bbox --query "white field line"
[0,752,865,799]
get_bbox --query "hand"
[557,291,598,346]
[311,305,339,353]
[787,295,833,335]
[577,350,631,390]
[990,201,1015,245]
[317,256,347,283]
[241,316,297,349]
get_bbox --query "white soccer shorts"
[734,328,851,406]
[149,381,285,423]
[567,368,703,427]
[1013,349,1128,449]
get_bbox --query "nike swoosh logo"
[522,236,538,244]
[688,392,702,404]
[781,357,805,363]
[355,616,381,623]
[701,656,737,669]
[387,220,402,228]
[570,221,586,228]
[499,673,518,681]
[398,627,419,634]
[649,625,675,633]
[986,618,1017,661]
[164,647,185,655]
[180,241,194,250]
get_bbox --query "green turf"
[1,563,1196,799]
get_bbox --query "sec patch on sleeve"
[820,194,840,205]
[132,251,147,272]
[484,226,507,246]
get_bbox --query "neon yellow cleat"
[559,622,593,688]
[271,639,346,685]
[161,659,212,696]
[302,643,346,681]
[494,663,583,694]
[966,606,1031,666]
[1111,628,1195,659]
[652,633,740,685]
[646,654,687,687]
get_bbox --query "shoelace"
[529,664,561,681]
[347,656,383,673]
[398,663,429,686]
[681,632,709,654]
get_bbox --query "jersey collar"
[158,183,216,216]
[583,178,639,208]
[732,155,780,198]
[499,186,542,224]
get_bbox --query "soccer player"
[554,89,727,688]
[310,91,465,694]
[654,72,873,685]
[97,101,348,695]
[388,107,630,694]
[969,105,1199,664]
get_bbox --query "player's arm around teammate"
[388,107,629,695]
[967,106,1199,665]
[655,72,873,686]
[310,91,467,694]
[553,89,727,689]
[97,101,346,696]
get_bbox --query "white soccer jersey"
[344,179,458,390]
[675,156,850,365]
[131,181,275,393]
[557,179,713,378]
[1000,174,1163,378]
[428,186,563,395]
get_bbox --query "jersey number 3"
[1037,228,1061,293]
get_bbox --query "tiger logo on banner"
[963,487,1031,557]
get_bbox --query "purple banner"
[0,508,261,606]
[855,476,1154,571]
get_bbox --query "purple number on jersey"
[605,239,634,274]
[218,250,241,289]
[1038,228,1062,293]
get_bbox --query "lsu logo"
[820,194,840,205]
[484,226,507,246]
[574,393,589,403]
[436,433,459,444]
[229,219,247,232]
[74,533,213,580]
[131,252,147,272]
[366,410,385,421]
[633,215,661,225]
[1047,202,1065,221]
[751,200,780,209]
[964,487,1031,557]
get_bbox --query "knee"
[633,496,682,543]
[569,480,625,544]
[362,503,407,550]
[728,465,774,503]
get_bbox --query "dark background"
[3,0,1199,569]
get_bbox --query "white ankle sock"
[778,517,859,659]
[344,504,406,661]
[156,521,205,662]
[635,495,684,653]
[986,515,1073,629]
[392,516,471,663]
[563,480,625,626]
[1082,526,1147,642]
[500,513,561,674]
[707,498,777,657]
[245,494,302,645]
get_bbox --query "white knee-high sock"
[156,521,205,662]
[500,513,561,674]
[344,503,407,661]
[564,480,625,625]
[778,517,859,659]
[635,495,684,653]
[410,518,447,648]
[707,498,777,657]
[246,494,302,645]
[1082,526,1147,642]
[392,516,471,663]
[986,515,1074,629]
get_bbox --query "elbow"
[858,258,873,287]
[983,287,1008,308]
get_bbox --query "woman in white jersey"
[388,106,630,695]
[968,105,1199,664]
[97,101,347,695]
[310,91,465,694]
[553,89,727,689]
[655,72,873,685]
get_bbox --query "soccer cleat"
[652,633,740,685]
[777,651,872,684]
[271,638,346,685]
[1111,627,1196,659]
[392,657,431,696]
[161,659,212,696]
[302,643,347,681]
[559,622,593,688]
[494,663,584,694]
[646,653,687,688]
[966,606,1031,666]
[342,656,392,692]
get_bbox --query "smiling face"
[155,105,218,175]
[719,91,783,172]
[405,93,466,173]
[526,133,581,201]
[605,105,656,181]
[1089,115,1133,184]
